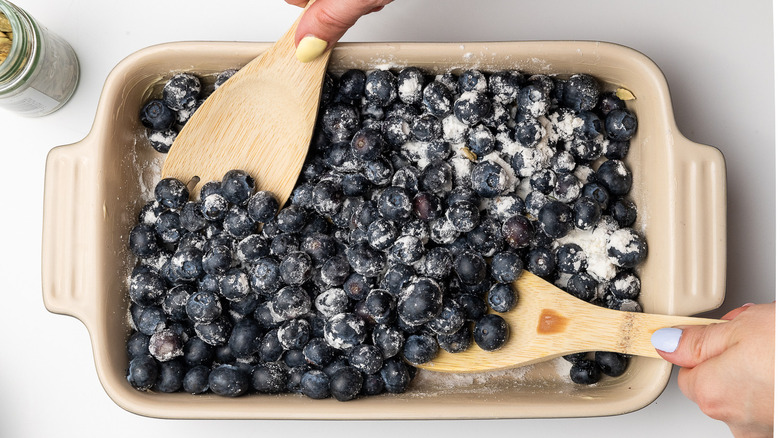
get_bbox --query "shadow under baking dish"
[42,41,726,419]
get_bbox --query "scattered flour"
[555,217,620,282]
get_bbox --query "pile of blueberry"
[127,66,647,399]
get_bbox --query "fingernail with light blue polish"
[651,327,683,353]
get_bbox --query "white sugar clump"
[482,151,518,194]
[450,153,473,187]
[555,217,620,282]
[442,114,469,143]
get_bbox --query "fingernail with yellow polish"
[296,36,327,63]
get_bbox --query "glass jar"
[0,0,79,116]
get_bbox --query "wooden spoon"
[417,271,723,373]
[161,1,330,205]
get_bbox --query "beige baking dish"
[41,41,726,419]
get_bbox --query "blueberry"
[562,352,587,363]
[487,283,518,313]
[538,201,573,238]
[488,70,522,104]
[419,160,453,195]
[454,293,487,321]
[380,357,411,394]
[445,200,480,233]
[382,115,412,150]
[228,292,260,317]
[513,116,543,148]
[248,257,281,296]
[272,285,311,320]
[523,190,548,219]
[567,272,598,302]
[453,250,487,285]
[322,103,360,143]
[201,244,233,275]
[363,156,395,187]
[582,182,611,210]
[527,247,556,278]
[345,242,385,278]
[364,70,397,107]
[319,255,351,287]
[135,306,168,336]
[555,243,587,274]
[551,150,577,174]
[129,271,166,306]
[397,67,425,105]
[194,317,232,346]
[573,111,604,140]
[572,196,602,230]
[569,136,602,164]
[351,127,386,161]
[595,351,629,377]
[336,69,367,103]
[604,139,630,160]
[341,173,371,197]
[270,233,300,258]
[517,83,550,117]
[605,109,637,141]
[366,218,399,251]
[324,313,367,351]
[597,92,626,116]
[278,319,311,350]
[380,264,415,297]
[530,169,557,195]
[372,324,405,359]
[220,169,255,205]
[453,91,491,126]
[428,298,465,336]
[214,68,237,89]
[403,334,439,365]
[301,370,331,399]
[608,270,641,300]
[186,290,222,324]
[127,332,151,358]
[467,124,495,157]
[258,329,284,362]
[162,285,194,322]
[155,178,189,210]
[562,74,600,112]
[397,277,443,326]
[217,268,250,301]
[608,198,637,228]
[162,73,201,111]
[140,99,175,131]
[182,365,211,394]
[246,190,279,223]
[422,80,453,118]
[389,235,424,265]
[235,234,270,265]
[502,215,535,249]
[329,367,363,402]
[303,338,336,367]
[595,159,632,196]
[606,228,648,268]
[363,288,396,324]
[569,359,602,384]
[471,160,508,198]
[147,329,184,363]
[208,364,250,397]
[348,344,384,374]
[127,355,158,390]
[491,251,524,283]
[473,314,508,351]
[458,69,488,93]
[422,246,453,280]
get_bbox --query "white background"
[0,0,775,437]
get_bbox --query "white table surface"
[1,1,774,437]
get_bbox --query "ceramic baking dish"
[41,41,726,419]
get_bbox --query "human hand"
[651,302,775,437]
[286,0,394,62]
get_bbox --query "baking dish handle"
[668,131,727,316]
[41,134,100,327]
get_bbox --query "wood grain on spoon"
[417,271,723,373]
[162,1,330,206]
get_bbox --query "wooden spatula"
[161,1,330,205]
[417,271,723,373]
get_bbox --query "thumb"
[651,322,734,368]
[294,0,389,52]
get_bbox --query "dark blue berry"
[380,357,411,394]
[605,109,637,141]
[403,334,439,365]
[278,318,311,350]
[609,198,637,228]
[517,83,550,117]
[209,364,250,397]
[135,306,168,336]
[127,332,151,358]
[129,223,161,258]
[582,182,611,210]
[301,370,331,399]
[471,160,508,198]
[127,355,158,390]
[324,313,367,351]
[454,250,487,285]
[329,367,363,402]
[247,190,279,223]
[322,103,360,142]
[366,218,398,251]
[140,99,175,130]
[319,255,351,287]
[562,74,599,112]
[220,169,255,205]
[351,127,386,161]
[162,73,201,111]
[362,156,394,187]
[487,283,517,313]
[422,81,453,118]
[453,91,491,126]
[428,298,465,336]
[555,243,587,274]
[606,228,648,268]
[154,358,185,393]
[608,270,641,300]
[201,244,233,275]
[595,159,632,196]
[364,289,396,324]
[348,344,383,374]
[491,251,524,283]
[527,247,556,278]
[181,365,210,394]
[336,69,367,103]
[422,246,453,280]
[538,201,573,238]
[567,272,598,302]
[155,178,189,210]
[473,314,508,351]
[396,67,425,105]
[569,359,601,384]
[129,271,166,307]
[595,351,629,377]
[597,92,626,116]
[364,70,397,107]
[341,173,371,197]
[530,169,557,194]
[397,277,443,326]
[502,215,535,249]
[572,196,602,230]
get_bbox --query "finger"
[652,321,735,368]
[295,0,391,46]
[285,0,309,7]
[676,357,735,422]
[721,303,755,320]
